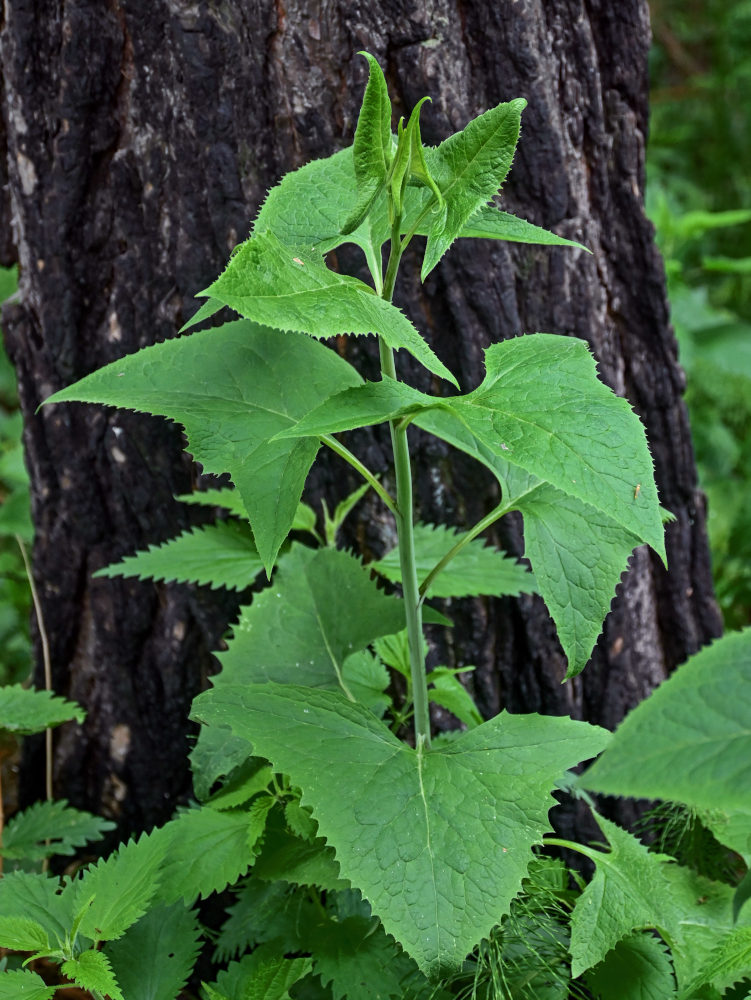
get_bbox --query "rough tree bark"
[0,1,722,837]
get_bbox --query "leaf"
[180,295,226,331]
[104,903,202,1000]
[95,520,264,591]
[192,682,609,976]
[584,933,678,1000]
[566,814,677,977]
[0,870,75,944]
[341,649,391,716]
[678,928,751,999]
[0,685,85,735]
[581,629,751,810]
[734,870,751,923]
[44,320,361,573]
[211,949,311,1000]
[254,820,349,893]
[309,914,418,1000]
[460,205,589,252]
[0,799,114,861]
[426,668,483,728]
[213,544,406,699]
[283,335,665,562]
[0,916,50,953]
[60,950,123,1000]
[0,970,57,1000]
[74,829,167,942]
[206,761,274,811]
[214,879,319,961]
[203,232,457,387]
[370,521,537,599]
[421,98,526,278]
[175,487,251,519]
[342,52,392,234]
[155,805,265,905]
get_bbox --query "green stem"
[380,214,431,747]
[418,502,507,603]
[320,434,397,516]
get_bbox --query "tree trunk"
[0,0,722,837]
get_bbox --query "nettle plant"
[1,53,750,1000]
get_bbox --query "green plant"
[1,53,748,1000]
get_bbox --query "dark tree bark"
[1,1,722,837]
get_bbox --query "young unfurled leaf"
[192,682,609,976]
[44,320,362,573]
[371,521,537,599]
[0,685,85,735]
[459,205,589,252]
[203,232,457,386]
[581,628,751,809]
[421,98,527,279]
[105,904,202,1000]
[0,799,114,863]
[95,520,264,592]
[60,951,123,1000]
[342,52,392,235]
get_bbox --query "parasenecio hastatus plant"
[2,52,750,1000]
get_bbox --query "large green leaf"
[282,335,664,560]
[583,933,677,1000]
[74,830,167,943]
[581,629,751,809]
[370,521,537,599]
[104,903,202,1000]
[203,231,457,386]
[0,871,75,945]
[0,799,114,862]
[342,52,392,234]
[0,685,84,735]
[214,544,406,699]
[44,320,361,572]
[192,682,608,976]
[95,520,264,591]
[566,815,678,977]
[421,98,526,278]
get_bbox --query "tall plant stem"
[380,215,431,747]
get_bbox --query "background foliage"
[649,0,751,627]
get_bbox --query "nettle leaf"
[61,951,123,1000]
[211,950,311,1000]
[214,544,406,699]
[215,879,319,961]
[0,870,75,944]
[254,825,350,893]
[0,684,84,735]
[370,521,537,599]
[567,814,676,977]
[421,98,526,279]
[203,231,457,387]
[74,829,167,943]
[460,205,589,252]
[583,933,677,1000]
[0,915,50,953]
[0,799,114,861]
[192,682,608,976]
[96,520,264,592]
[190,721,252,802]
[175,486,251,519]
[155,804,268,906]
[699,808,751,866]
[0,970,57,1000]
[426,668,483,728]
[679,927,751,999]
[206,760,274,811]
[582,629,751,810]
[44,320,361,573]
[342,51,392,235]
[104,903,202,1000]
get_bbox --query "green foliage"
[582,629,751,809]
[18,45,742,1000]
[0,799,114,863]
[0,684,85,735]
[193,681,608,976]
[0,970,56,1000]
